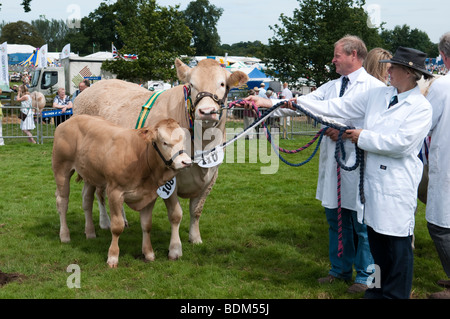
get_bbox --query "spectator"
[72,79,91,103]
[364,48,393,84]
[280,82,293,99]
[258,82,267,98]
[0,88,4,146]
[16,85,36,144]
[53,87,73,127]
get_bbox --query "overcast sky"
[1,0,448,45]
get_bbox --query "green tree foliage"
[102,0,194,82]
[32,18,71,51]
[183,0,223,56]
[265,0,383,86]
[380,24,439,58]
[219,41,266,58]
[0,20,44,47]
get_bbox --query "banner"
[38,44,48,67]
[0,42,9,88]
[61,43,70,59]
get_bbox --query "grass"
[0,135,446,301]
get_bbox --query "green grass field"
[0,135,446,301]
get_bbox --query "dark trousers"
[427,222,450,278]
[364,226,414,299]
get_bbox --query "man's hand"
[242,95,273,109]
[345,129,363,144]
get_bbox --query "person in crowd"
[53,87,73,127]
[71,79,91,102]
[258,82,267,98]
[280,82,293,99]
[245,46,433,299]
[0,88,4,146]
[249,35,385,294]
[16,85,36,144]
[364,48,392,84]
[424,31,450,299]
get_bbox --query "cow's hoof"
[107,257,119,268]
[168,251,182,260]
[60,234,71,243]
[143,252,155,262]
[85,232,96,239]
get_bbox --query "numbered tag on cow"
[157,177,176,199]
[197,147,224,168]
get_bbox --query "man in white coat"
[256,35,385,293]
[425,32,450,299]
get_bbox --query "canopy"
[19,48,53,66]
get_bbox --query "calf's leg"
[140,201,156,262]
[82,182,97,239]
[55,170,74,243]
[106,190,125,268]
[164,195,183,260]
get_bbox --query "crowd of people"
[243,32,450,299]
[0,79,90,145]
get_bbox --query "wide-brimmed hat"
[379,46,433,78]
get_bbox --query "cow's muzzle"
[153,142,191,168]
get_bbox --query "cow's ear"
[138,127,155,143]
[227,70,249,89]
[175,58,191,83]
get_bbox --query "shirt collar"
[344,67,364,85]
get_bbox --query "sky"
[1,0,448,45]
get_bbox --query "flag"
[112,43,119,59]
[0,42,9,88]
[38,44,48,67]
[61,43,70,59]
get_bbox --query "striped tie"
[339,76,349,97]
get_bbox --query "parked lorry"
[29,56,116,99]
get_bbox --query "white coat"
[297,85,432,237]
[273,68,384,210]
[425,72,450,228]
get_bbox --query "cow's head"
[140,119,192,170]
[175,58,249,126]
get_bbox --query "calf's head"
[175,58,249,126]
[140,119,191,170]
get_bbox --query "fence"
[225,107,319,140]
[0,105,319,145]
[0,105,72,144]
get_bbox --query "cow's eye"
[220,82,225,87]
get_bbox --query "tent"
[7,44,35,65]
[19,48,53,66]
[245,67,272,90]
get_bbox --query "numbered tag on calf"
[157,177,176,199]
[197,147,224,168]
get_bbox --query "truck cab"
[29,67,65,96]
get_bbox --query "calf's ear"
[175,58,191,83]
[227,70,249,89]
[138,127,156,143]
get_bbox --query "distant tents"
[19,47,52,67]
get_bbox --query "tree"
[0,20,44,47]
[183,0,223,56]
[265,0,383,86]
[219,41,266,58]
[380,25,439,58]
[102,0,194,83]
[32,18,72,51]
[0,1,32,12]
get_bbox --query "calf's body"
[52,115,190,267]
